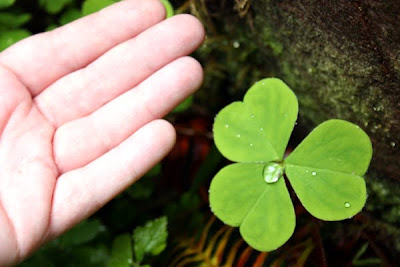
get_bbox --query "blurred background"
[1,0,399,266]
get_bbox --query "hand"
[0,0,204,265]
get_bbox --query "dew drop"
[250,114,255,118]
[390,142,396,147]
[284,113,288,117]
[260,128,264,131]
[236,134,241,138]
[305,170,309,173]
[233,41,240,48]
[249,143,254,147]
[225,124,229,128]
[344,202,351,208]
[311,171,317,176]
[263,162,284,184]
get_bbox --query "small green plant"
[108,216,168,267]
[209,78,372,251]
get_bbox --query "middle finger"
[35,14,205,127]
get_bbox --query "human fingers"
[53,56,202,173]
[0,0,166,96]
[48,119,175,238]
[35,14,205,127]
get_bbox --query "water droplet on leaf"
[390,142,396,147]
[263,162,284,184]
[233,41,240,48]
[236,134,241,138]
[249,143,254,146]
[250,114,255,118]
[311,171,317,176]
[225,124,229,128]
[260,128,264,131]
[344,202,351,208]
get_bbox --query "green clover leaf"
[209,78,372,251]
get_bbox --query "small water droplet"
[344,202,351,208]
[233,40,240,48]
[390,142,396,147]
[260,128,264,131]
[295,122,298,125]
[311,171,317,176]
[284,113,288,117]
[263,162,284,184]
[236,134,241,138]
[225,124,229,128]
[250,143,254,146]
[305,170,309,173]
[250,114,255,118]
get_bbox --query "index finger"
[0,0,166,96]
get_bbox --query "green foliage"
[0,0,15,9]
[133,216,168,264]
[209,78,372,251]
[59,8,81,25]
[0,29,30,51]
[172,95,193,113]
[20,219,108,267]
[126,164,161,199]
[39,0,74,14]
[0,12,31,29]
[82,0,116,16]
[58,219,105,247]
[107,234,133,267]
[21,216,169,267]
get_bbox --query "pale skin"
[0,0,205,265]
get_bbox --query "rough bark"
[251,0,400,183]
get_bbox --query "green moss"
[252,1,399,182]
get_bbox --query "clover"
[209,78,372,251]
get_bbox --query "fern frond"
[168,216,272,267]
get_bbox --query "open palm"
[0,1,204,265]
